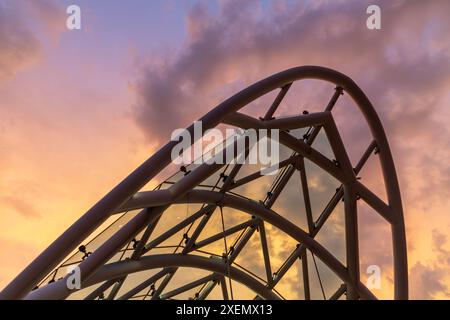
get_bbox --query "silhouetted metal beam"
[219,276,229,300]
[298,157,315,234]
[28,254,280,300]
[301,248,311,300]
[329,284,347,300]
[230,156,297,190]
[111,189,374,300]
[144,205,215,252]
[3,66,406,300]
[194,220,255,250]
[343,184,359,299]
[258,221,273,287]
[263,83,292,120]
[118,268,171,300]
[160,274,218,299]
[84,279,118,300]
[273,245,304,285]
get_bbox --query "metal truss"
[0,66,408,300]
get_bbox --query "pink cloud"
[0,0,65,82]
[0,3,41,81]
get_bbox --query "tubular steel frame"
[0,66,408,300]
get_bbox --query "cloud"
[410,262,449,299]
[132,0,450,149]
[0,177,45,219]
[410,229,450,299]
[0,195,41,219]
[0,3,41,81]
[433,229,450,265]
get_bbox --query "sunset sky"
[0,0,449,299]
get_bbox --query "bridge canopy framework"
[0,66,408,300]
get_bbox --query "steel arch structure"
[0,66,408,300]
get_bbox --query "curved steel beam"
[112,188,376,300]
[26,254,280,300]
